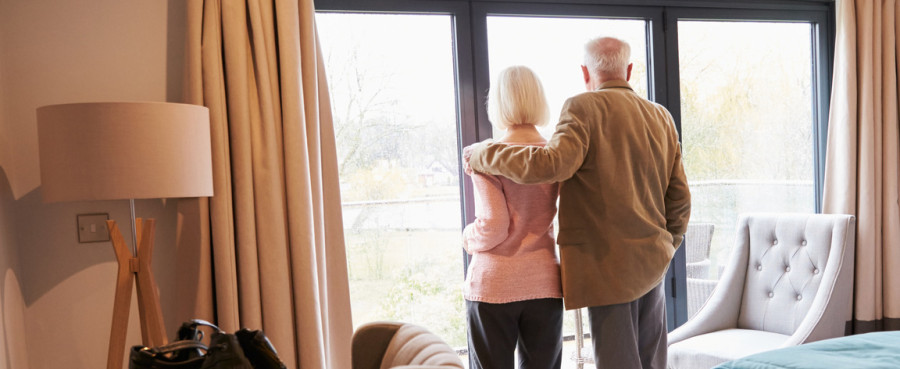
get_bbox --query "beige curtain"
[824,0,900,333]
[174,0,353,367]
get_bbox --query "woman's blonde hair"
[487,65,550,130]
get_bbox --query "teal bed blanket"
[714,331,900,369]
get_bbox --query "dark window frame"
[315,0,835,330]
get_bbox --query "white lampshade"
[37,102,214,202]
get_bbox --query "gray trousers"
[466,298,563,369]
[587,282,667,369]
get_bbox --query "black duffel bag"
[129,319,287,369]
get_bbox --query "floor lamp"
[36,102,213,369]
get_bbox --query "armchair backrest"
[379,323,464,369]
[351,321,464,369]
[735,213,855,337]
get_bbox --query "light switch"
[77,213,110,243]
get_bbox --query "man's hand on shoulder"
[462,139,492,175]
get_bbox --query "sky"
[317,13,653,140]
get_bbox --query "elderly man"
[464,36,691,368]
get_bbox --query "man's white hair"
[583,37,631,78]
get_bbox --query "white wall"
[0,0,189,367]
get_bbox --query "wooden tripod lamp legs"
[106,218,168,369]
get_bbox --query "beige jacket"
[467,80,691,309]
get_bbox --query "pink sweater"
[463,143,562,303]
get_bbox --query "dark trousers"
[587,282,667,369]
[467,298,563,369]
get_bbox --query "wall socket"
[77,213,110,243]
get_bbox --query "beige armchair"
[352,321,465,369]
[668,213,856,369]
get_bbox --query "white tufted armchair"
[667,213,856,369]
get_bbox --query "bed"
[714,331,900,369]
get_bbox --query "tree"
[325,43,414,180]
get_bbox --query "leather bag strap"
[143,340,208,356]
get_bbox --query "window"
[483,13,653,348]
[485,15,649,139]
[677,19,818,319]
[317,12,467,347]
[316,0,834,365]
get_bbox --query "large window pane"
[678,21,816,319]
[485,16,648,362]
[314,2,832,363]
[317,13,466,348]
[486,16,648,139]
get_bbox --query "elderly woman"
[462,65,562,369]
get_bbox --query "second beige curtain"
[175,0,353,367]
[824,0,900,333]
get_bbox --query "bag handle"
[188,319,224,333]
[139,339,208,356]
[177,319,225,342]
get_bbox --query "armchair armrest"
[686,259,711,279]
[352,322,403,369]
